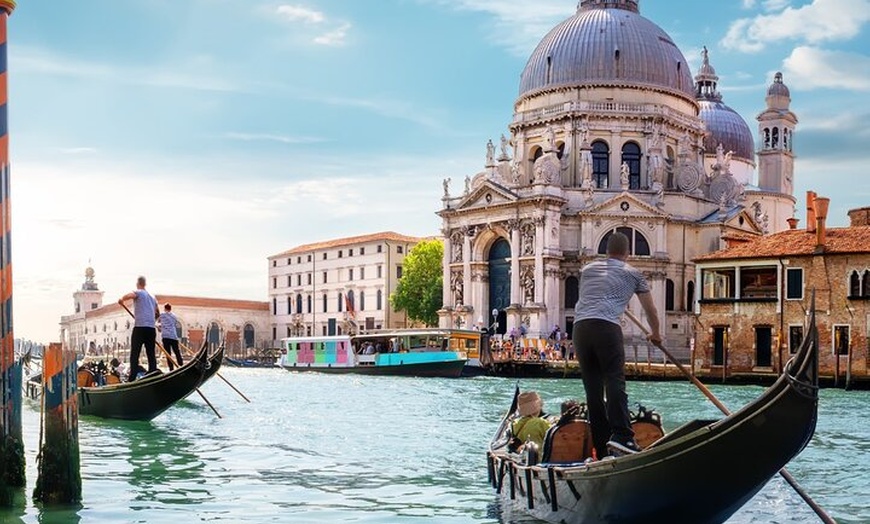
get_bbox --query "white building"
[267,231,420,341]
[438,0,797,357]
[59,267,270,359]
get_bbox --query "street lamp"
[491,308,499,335]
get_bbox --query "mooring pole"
[0,0,23,506]
[33,343,82,504]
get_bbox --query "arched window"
[347,290,355,312]
[207,322,221,347]
[764,128,770,149]
[243,324,255,348]
[687,280,695,311]
[592,140,610,188]
[286,296,291,315]
[863,270,870,297]
[322,294,328,313]
[665,279,675,311]
[564,276,579,309]
[850,271,861,297]
[307,294,312,313]
[772,127,779,149]
[621,142,641,189]
[296,294,303,314]
[783,129,789,150]
[556,142,565,160]
[377,290,383,310]
[597,227,651,257]
[338,292,344,312]
[359,291,366,311]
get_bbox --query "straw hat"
[517,391,543,417]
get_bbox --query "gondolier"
[573,232,662,458]
[118,276,160,381]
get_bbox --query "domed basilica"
[437,0,798,353]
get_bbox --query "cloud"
[313,22,352,46]
[275,5,326,24]
[13,46,244,93]
[422,0,573,56]
[721,0,870,52]
[224,132,326,144]
[782,46,870,90]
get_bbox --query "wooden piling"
[33,343,81,504]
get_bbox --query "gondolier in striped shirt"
[573,232,662,459]
[119,276,160,381]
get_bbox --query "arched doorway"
[243,323,255,349]
[207,322,221,349]
[488,238,511,335]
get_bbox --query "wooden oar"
[120,304,221,418]
[178,339,251,403]
[624,309,834,524]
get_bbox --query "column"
[534,216,545,303]
[442,228,452,307]
[509,221,521,305]
[462,229,472,309]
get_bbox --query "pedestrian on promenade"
[158,303,184,370]
[118,276,159,381]
[572,232,662,459]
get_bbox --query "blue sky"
[8,0,870,341]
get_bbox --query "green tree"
[390,239,443,327]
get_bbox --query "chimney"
[786,217,799,230]
[806,191,817,233]
[813,196,830,252]
[848,206,870,228]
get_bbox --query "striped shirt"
[133,290,158,328]
[574,258,650,325]
[158,312,179,340]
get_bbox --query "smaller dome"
[767,72,790,98]
[699,101,755,162]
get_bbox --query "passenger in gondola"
[573,232,662,458]
[509,391,551,452]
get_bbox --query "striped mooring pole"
[0,0,23,507]
[33,343,81,504]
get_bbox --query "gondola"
[486,308,819,524]
[199,345,225,385]
[78,342,210,421]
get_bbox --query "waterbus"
[278,329,478,378]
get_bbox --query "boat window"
[740,267,777,300]
[702,269,735,299]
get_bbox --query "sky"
[7,0,870,342]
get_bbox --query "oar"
[120,304,222,418]
[624,309,835,524]
[178,339,251,403]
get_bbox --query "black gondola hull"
[78,343,209,421]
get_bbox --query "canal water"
[2,369,868,523]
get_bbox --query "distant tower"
[73,265,104,314]
[756,72,798,195]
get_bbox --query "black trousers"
[130,326,157,380]
[573,319,634,458]
[163,338,183,370]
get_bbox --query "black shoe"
[607,440,641,457]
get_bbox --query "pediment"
[455,180,519,209]
[581,192,667,218]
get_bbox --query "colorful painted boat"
[485,308,820,524]
[279,329,471,378]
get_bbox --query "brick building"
[693,194,870,386]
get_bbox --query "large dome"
[698,101,755,162]
[519,1,695,100]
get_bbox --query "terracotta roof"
[695,226,870,262]
[84,295,268,319]
[271,231,422,257]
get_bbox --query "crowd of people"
[489,333,574,363]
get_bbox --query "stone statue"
[450,271,464,306]
[578,119,590,146]
[651,179,664,207]
[442,177,451,198]
[715,143,725,170]
[620,162,630,189]
[723,150,733,175]
[545,125,556,152]
[486,139,495,165]
[520,266,535,304]
[464,175,471,195]
[649,122,662,151]
[510,161,522,185]
[521,223,535,256]
[499,134,510,160]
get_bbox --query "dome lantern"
[696,47,754,163]
[694,46,721,102]
[765,72,791,110]
[578,0,639,13]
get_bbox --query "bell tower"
[73,265,104,314]
[756,72,798,195]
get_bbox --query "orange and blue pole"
[0,0,22,506]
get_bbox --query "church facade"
[437,0,798,356]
